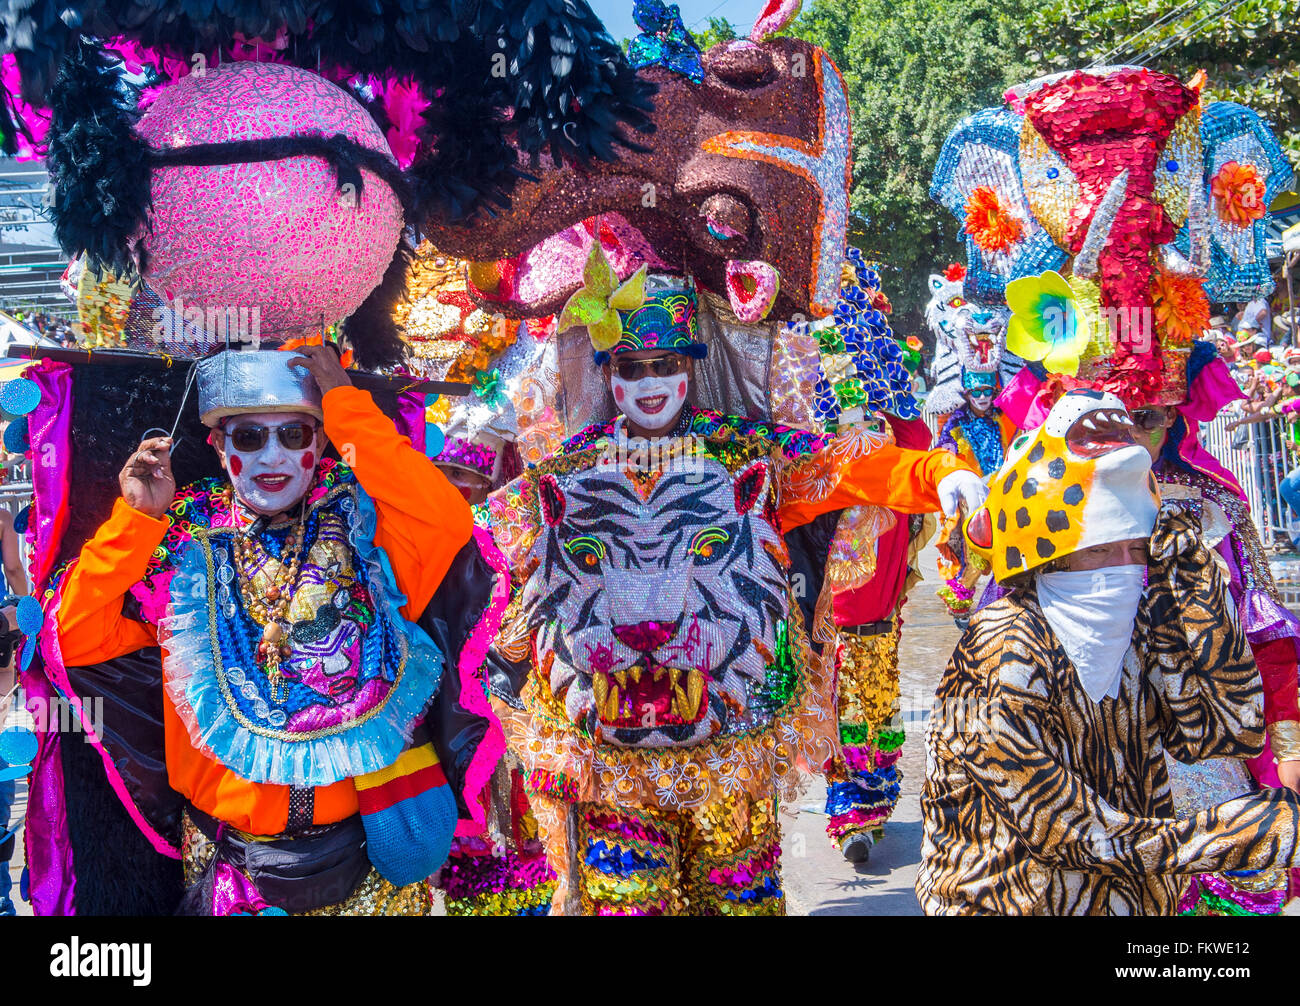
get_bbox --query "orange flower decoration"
[1149,268,1210,347]
[1210,161,1266,228]
[963,186,1024,252]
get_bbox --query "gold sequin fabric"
[834,624,901,735]
[563,796,784,916]
[180,812,432,916]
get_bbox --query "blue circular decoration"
[0,726,38,768]
[15,594,42,636]
[1166,160,1179,172]
[425,422,445,458]
[2,415,28,454]
[0,377,40,416]
[425,393,440,409]
[1046,167,1059,179]
[12,505,28,535]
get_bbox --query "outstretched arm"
[779,432,978,529]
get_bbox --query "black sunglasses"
[614,355,689,381]
[1130,408,1168,431]
[225,421,318,453]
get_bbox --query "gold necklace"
[228,489,308,702]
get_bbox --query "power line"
[1131,0,1247,66]
[1088,0,1202,66]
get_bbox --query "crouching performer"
[487,263,983,914]
[918,390,1300,915]
[50,348,478,915]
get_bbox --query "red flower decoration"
[963,186,1024,252]
[943,263,967,282]
[1210,161,1267,228]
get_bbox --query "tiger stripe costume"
[918,507,1300,915]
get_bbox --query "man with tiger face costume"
[488,248,984,914]
[918,390,1300,915]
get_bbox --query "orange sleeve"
[55,497,166,666]
[780,444,974,529]
[321,385,473,619]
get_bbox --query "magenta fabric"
[19,670,74,916]
[1175,356,1247,499]
[211,860,272,915]
[453,526,510,837]
[25,360,73,590]
[995,367,1049,431]
[1182,356,1244,423]
[396,390,427,454]
[20,361,78,914]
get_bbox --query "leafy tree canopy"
[793,0,1038,337]
[1025,0,1300,170]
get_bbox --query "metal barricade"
[1200,411,1295,550]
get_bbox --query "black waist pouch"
[179,808,370,915]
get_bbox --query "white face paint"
[612,373,689,433]
[220,411,320,516]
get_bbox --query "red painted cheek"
[614,386,625,402]
[677,380,686,398]
[229,456,243,476]
[301,451,315,470]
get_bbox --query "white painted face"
[219,411,321,516]
[612,373,689,433]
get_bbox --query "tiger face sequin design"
[965,389,1159,582]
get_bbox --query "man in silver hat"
[53,346,476,915]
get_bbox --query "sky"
[589,0,759,44]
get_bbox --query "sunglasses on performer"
[613,355,689,381]
[1130,408,1168,431]
[225,421,319,453]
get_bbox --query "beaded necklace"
[225,487,309,702]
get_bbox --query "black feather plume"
[44,37,152,273]
[342,235,416,371]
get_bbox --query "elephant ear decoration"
[929,107,1069,303]
[1174,102,1296,302]
[933,65,1292,411]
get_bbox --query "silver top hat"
[197,350,324,427]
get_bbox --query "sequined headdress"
[434,397,519,486]
[557,242,705,364]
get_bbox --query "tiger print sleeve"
[1145,506,1267,763]
[963,640,1300,880]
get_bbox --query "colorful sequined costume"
[934,397,1017,619]
[40,381,506,915]
[488,405,972,915]
[1151,343,1300,915]
[821,417,935,848]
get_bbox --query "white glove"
[937,469,988,518]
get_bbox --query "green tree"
[1025,0,1300,170]
[694,16,739,51]
[794,0,1040,339]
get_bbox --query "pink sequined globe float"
[134,60,404,342]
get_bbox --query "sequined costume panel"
[823,621,904,844]
[575,795,783,916]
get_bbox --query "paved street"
[782,540,958,916]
